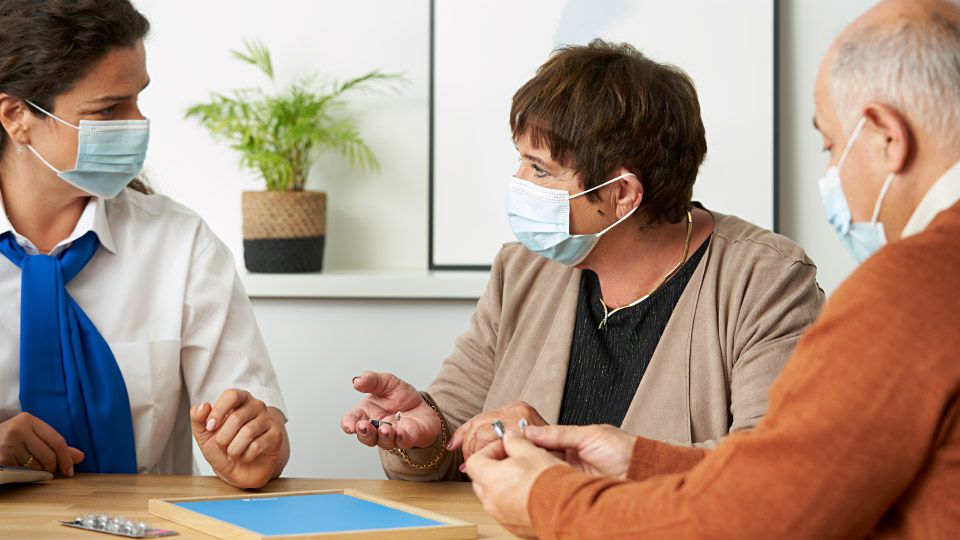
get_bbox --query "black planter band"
[243,236,325,273]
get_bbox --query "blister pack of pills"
[59,513,178,538]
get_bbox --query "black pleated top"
[558,236,711,427]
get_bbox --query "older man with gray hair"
[463,0,960,538]
[821,0,960,258]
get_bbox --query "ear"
[612,167,643,219]
[0,94,31,148]
[862,101,911,174]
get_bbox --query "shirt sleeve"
[627,437,707,482]
[666,255,823,453]
[726,257,824,435]
[527,241,953,539]
[179,223,286,418]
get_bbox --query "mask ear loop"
[569,173,642,238]
[870,173,896,224]
[837,117,868,173]
[568,173,637,200]
[838,117,896,225]
[593,203,641,237]
[24,100,79,130]
[22,100,80,175]
[24,143,64,175]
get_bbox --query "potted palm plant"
[187,40,404,272]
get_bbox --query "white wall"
[778,0,879,294]
[248,298,476,479]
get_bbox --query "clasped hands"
[465,423,637,538]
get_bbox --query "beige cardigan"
[382,210,824,481]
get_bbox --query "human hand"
[523,424,635,479]
[340,371,440,450]
[448,401,547,460]
[191,389,288,489]
[0,412,84,476]
[465,431,566,538]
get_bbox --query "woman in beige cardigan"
[340,40,824,481]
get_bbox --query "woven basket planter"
[242,191,326,273]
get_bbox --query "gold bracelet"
[396,398,448,470]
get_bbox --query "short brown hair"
[511,39,707,225]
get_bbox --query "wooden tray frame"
[149,489,477,540]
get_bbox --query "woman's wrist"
[393,393,448,469]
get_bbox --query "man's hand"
[524,424,636,479]
[340,371,441,450]
[192,389,288,489]
[465,431,567,539]
[448,401,547,460]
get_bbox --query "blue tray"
[149,489,476,539]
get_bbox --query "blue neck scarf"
[0,231,137,473]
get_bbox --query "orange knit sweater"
[528,202,960,539]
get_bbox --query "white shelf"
[241,269,490,299]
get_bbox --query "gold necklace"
[598,209,694,330]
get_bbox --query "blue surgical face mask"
[818,117,896,264]
[507,173,639,266]
[24,101,149,199]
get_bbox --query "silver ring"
[395,411,402,422]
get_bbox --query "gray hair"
[830,6,960,147]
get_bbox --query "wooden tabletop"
[0,474,514,539]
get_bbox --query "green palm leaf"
[186,40,407,191]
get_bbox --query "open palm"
[341,371,440,450]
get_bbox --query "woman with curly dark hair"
[0,0,288,489]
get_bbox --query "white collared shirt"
[0,189,286,474]
[902,159,960,238]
